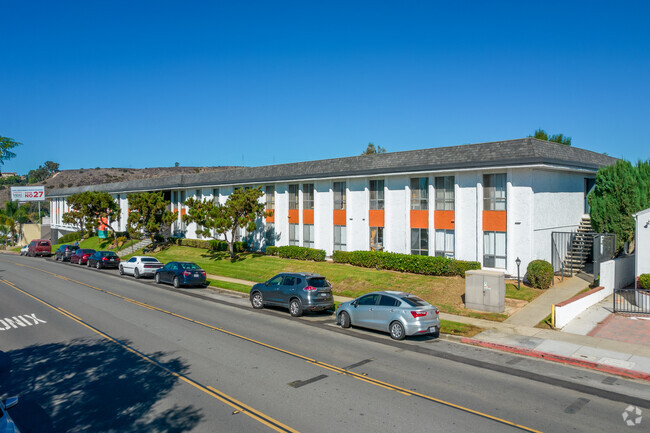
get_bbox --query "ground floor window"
[334,225,346,251]
[289,223,299,246]
[303,224,314,248]
[435,229,454,258]
[265,223,275,246]
[370,227,383,251]
[484,231,506,268]
[411,228,428,256]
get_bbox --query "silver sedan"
[119,255,164,279]
[336,291,440,340]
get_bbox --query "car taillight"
[435,308,439,315]
[303,286,317,291]
[200,271,206,276]
[411,311,427,318]
[183,271,192,277]
[102,257,109,261]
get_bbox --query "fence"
[614,287,650,314]
[551,231,615,283]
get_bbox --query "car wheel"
[119,266,124,275]
[155,273,161,284]
[251,292,264,309]
[389,321,406,340]
[289,299,303,317]
[134,268,140,279]
[96,262,101,269]
[432,326,440,339]
[173,277,180,288]
[339,311,351,328]
[87,260,91,267]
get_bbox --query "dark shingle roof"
[47,138,617,197]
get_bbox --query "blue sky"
[1,1,648,174]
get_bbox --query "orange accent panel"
[333,209,346,226]
[434,210,455,230]
[303,209,314,225]
[266,209,275,223]
[288,209,299,224]
[410,210,429,229]
[180,208,186,217]
[369,210,384,227]
[483,210,507,232]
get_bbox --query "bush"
[58,231,83,244]
[266,246,279,256]
[332,250,479,277]
[526,260,553,289]
[277,246,326,261]
[172,238,248,253]
[639,274,650,290]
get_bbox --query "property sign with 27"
[11,186,45,201]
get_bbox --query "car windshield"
[307,278,329,287]
[141,258,160,263]
[401,296,429,307]
[180,263,200,270]
[102,252,117,257]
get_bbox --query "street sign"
[11,186,45,201]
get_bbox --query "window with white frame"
[303,184,314,210]
[411,228,428,255]
[333,182,346,210]
[289,223,299,246]
[435,176,454,210]
[289,184,299,210]
[370,227,383,251]
[369,179,384,210]
[333,225,346,251]
[483,231,507,268]
[410,178,428,210]
[483,173,507,211]
[212,188,219,204]
[303,224,314,248]
[435,229,455,258]
[265,185,274,210]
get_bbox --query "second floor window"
[333,181,346,210]
[435,176,454,210]
[289,184,299,210]
[212,188,219,204]
[303,184,314,210]
[484,174,507,211]
[410,177,428,210]
[265,185,275,210]
[369,179,384,210]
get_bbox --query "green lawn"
[440,319,483,337]
[505,283,545,302]
[52,236,139,254]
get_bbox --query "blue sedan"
[154,261,207,288]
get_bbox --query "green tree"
[361,142,386,155]
[1,201,31,244]
[589,160,650,252]
[62,191,121,239]
[532,129,572,146]
[127,192,176,242]
[27,160,60,183]
[183,187,268,258]
[0,136,21,167]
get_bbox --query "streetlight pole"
[516,257,521,291]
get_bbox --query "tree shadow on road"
[0,338,203,432]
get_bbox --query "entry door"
[584,178,596,214]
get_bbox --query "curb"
[461,337,650,382]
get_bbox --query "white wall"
[456,172,479,262]
[348,178,368,252]
[507,169,534,276]
[385,176,408,254]
[315,180,333,253]
[636,208,650,277]
[554,287,609,329]
[600,255,635,293]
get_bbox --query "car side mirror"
[4,397,18,410]
[265,282,270,286]
[352,301,358,308]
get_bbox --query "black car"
[155,261,207,288]
[87,251,121,269]
[55,244,79,261]
[249,272,334,317]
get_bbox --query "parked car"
[0,396,21,433]
[70,248,96,265]
[87,251,121,269]
[27,239,51,257]
[55,244,79,261]
[19,246,28,256]
[154,261,206,288]
[336,291,441,340]
[249,272,334,317]
[120,256,164,278]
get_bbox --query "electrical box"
[465,270,505,313]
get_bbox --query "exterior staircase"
[117,239,152,257]
[561,216,594,276]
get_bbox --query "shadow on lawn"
[199,251,264,263]
[0,338,202,433]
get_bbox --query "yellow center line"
[1,260,543,433]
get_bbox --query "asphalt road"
[0,254,648,432]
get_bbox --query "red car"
[70,248,96,265]
[27,239,51,257]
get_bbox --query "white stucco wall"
[635,208,650,277]
[385,176,408,254]
[456,172,479,262]
[348,178,368,252]
[507,169,534,276]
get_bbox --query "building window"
[289,184,299,210]
[265,185,275,210]
[303,184,314,210]
[410,177,428,210]
[484,174,507,211]
[303,224,314,248]
[195,189,201,198]
[484,231,507,268]
[333,181,346,210]
[435,176,454,210]
[411,228,428,255]
[369,180,384,210]
[180,190,186,206]
[333,225,346,251]
[265,223,275,246]
[435,229,455,258]
[212,188,219,204]
[370,227,383,251]
[289,223,299,246]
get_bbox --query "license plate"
[194,273,199,277]
[320,293,328,297]
[110,258,114,261]
[429,327,437,333]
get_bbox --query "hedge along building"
[48,138,617,276]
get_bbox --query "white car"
[119,256,164,279]
[19,246,28,256]
[0,397,20,433]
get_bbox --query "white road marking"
[0,313,47,331]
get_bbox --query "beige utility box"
[465,270,505,313]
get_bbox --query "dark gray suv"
[250,273,334,317]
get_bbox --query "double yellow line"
[1,260,542,433]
